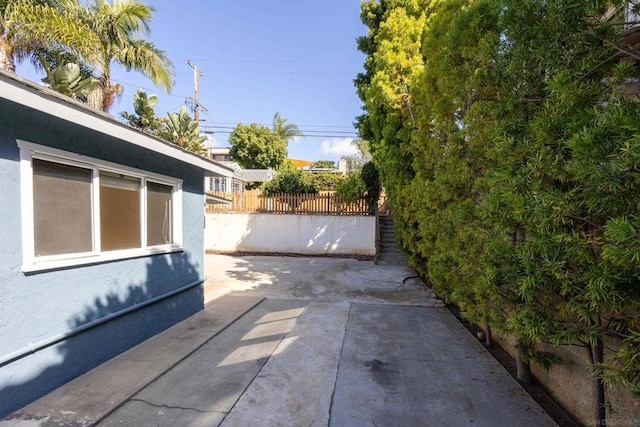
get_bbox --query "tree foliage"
[336,173,366,203]
[309,172,346,191]
[39,57,97,100]
[0,0,94,73]
[313,160,335,169]
[77,0,174,111]
[229,123,288,170]
[361,161,381,214]
[5,0,174,112]
[262,161,317,195]
[121,93,205,156]
[272,111,303,143]
[120,88,163,134]
[156,106,207,155]
[334,161,380,212]
[357,0,640,422]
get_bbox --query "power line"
[203,130,358,138]
[189,58,362,64]
[203,70,357,75]
[202,121,357,130]
[111,78,185,100]
[201,125,357,135]
[157,104,188,116]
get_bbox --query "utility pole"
[187,59,207,122]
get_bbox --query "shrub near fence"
[206,191,372,215]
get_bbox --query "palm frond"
[272,111,304,141]
[7,1,102,65]
[112,0,153,35]
[118,38,174,92]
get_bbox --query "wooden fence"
[206,191,374,215]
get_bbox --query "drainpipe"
[0,278,204,369]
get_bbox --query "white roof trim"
[205,192,234,204]
[0,70,233,178]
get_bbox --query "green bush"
[309,173,347,191]
[336,173,366,202]
[262,163,318,195]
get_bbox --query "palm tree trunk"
[0,34,16,73]
[87,85,104,110]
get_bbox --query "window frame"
[19,140,183,273]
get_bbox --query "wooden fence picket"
[205,190,382,216]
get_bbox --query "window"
[208,176,230,193]
[213,177,227,192]
[100,172,142,251]
[33,159,93,256]
[147,181,173,246]
[19,141,183,271]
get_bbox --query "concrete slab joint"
[2,255,559,427]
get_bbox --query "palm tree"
[7,0,174,112]
[74,0,174,111]
[272,111,304,143]
[0,0,93,73]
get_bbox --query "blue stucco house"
[0,70,233,417]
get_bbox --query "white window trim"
[18,140,183,273]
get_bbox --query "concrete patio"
[1,254,556,426]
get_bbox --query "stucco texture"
[0,98,207,417]
[205,213,376,256]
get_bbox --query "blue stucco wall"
[0,99,207,417]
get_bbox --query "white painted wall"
[205,213,376,256]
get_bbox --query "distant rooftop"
[236,169,276,182]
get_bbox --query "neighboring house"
[0,70,234,417]
[300,158,348,175]
[604,1,640,46]
[609,0,640,40]
[205,147,348,192]
[208,147,232,162]
[235,168,276,184]
[205,147,273,192]
[603,1,640,101]
[287,158,314,169]
[206,147,239,192]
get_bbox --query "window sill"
[22,246,184,274]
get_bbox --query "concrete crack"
[399,275,420,289]
[328,302,352,426]
[130,398,224,415]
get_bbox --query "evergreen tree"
[357,1,640,423]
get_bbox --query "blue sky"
[18,1,368,162]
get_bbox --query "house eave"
[0,69,234,178]
[205,192,234,204]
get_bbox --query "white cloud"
[319,138,359,160]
